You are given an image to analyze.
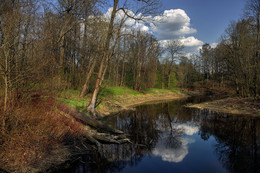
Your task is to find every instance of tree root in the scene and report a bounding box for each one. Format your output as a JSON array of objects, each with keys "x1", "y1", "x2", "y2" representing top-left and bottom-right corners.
[{"x1": 56, "y1": 103, "x2": 130, "y2": 146}]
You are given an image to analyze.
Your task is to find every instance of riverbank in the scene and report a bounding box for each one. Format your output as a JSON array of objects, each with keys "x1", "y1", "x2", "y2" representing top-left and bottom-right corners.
[
  {"x1": 0, "y1": 87, "x2": 189, "y2": 173},
  {"x1": 187, "y1": 97, "x2": 260, "y2": 116},
  {"x1": 0, "y1": 97, "x2": 86, "y2": 173},
  {"x1": 58, "y1": 87, "x2": 189, "y2": 116}
]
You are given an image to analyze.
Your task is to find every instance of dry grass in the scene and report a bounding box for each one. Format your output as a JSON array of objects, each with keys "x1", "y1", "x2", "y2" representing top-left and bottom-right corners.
[
  {"x1": 187, "y1": 97, "x2": 260, "y2": 116},
  {"x1": 0, "y1": 96, "x2": 86, "y2": 173}
]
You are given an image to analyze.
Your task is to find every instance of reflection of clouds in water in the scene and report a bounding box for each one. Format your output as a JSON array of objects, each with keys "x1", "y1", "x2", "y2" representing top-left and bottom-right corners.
[
  {"x1": 153, "y1": 138, "x2": 189, "y2": 162},
  {"x1": 152, "y1": 123, "x2": 198, "y2": 163},
  {"x1": 173, "y1": 124, "x2": 199, "y2": 135}
]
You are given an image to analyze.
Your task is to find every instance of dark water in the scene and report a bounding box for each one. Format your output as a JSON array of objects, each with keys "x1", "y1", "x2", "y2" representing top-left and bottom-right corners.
[{"x1": 57, "y1": 96, "x2": 260, "y2": 173}]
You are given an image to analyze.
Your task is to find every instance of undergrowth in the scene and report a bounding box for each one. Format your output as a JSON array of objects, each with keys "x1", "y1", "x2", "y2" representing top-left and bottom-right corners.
[{"x1": 0, "y1": 96, "x2": 85, "y2": 173}]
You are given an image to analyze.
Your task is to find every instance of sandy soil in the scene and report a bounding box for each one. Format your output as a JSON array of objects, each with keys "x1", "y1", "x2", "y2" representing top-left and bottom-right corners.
[{"x1": 187, "y1": 97, "x2": 260, "y2": 116}]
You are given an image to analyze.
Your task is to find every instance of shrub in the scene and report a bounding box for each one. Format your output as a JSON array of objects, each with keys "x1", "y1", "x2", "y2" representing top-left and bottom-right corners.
[{"x1": 0, "y1": 96, "x2": 84, "y2": 172}]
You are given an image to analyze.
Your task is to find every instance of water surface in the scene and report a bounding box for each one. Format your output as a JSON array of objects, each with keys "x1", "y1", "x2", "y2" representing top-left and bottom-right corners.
[{"x1": 57, "y1": 96, "x2": 260, "y2": 173}]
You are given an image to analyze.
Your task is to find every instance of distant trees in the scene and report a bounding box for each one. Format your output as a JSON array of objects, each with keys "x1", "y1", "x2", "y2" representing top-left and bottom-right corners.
[
  {"x1": 220, "y1": 17, "x2": 260, "y2": 97},
  {"x1": 106, "y1": 31, "x2": 161, "y2": 90},
  {"x1": 196, "y1": 0, "x2": 260, "y2": 97},
  {"x1": 199, "y1": 44, "x2": 213, "y2": 82},
  {"x1": 153, "y1": 40, "x2": 182, "y2": 89},
  {"x1": 176, "y1": 56, "x2": 202, "y2": 88},
  {"x1": 127, "y1": 31, "x2": 160, "y2": 90}
]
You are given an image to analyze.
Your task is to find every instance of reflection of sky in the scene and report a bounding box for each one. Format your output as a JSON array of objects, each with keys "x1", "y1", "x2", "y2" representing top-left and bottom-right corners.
[
  {"x1": 152, "y1": 123, "x2": 198, "y2": 163},
  {"x1": 173, "y1": 123, "x2": 199, "y2": 135}
]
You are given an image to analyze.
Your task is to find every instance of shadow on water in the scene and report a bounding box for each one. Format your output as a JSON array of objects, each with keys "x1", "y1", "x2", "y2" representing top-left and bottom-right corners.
[{"x1": 54, "y1": 96, "x2": 260, "y2": 173}]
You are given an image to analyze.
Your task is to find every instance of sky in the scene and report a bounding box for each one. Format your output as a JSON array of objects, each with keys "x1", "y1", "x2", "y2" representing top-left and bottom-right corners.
[
  {"x1": 105, "y1": 0, "x2": 247, "y2": 55},
  {"x1": 160, "y1": 0, "x2": 247, "y2": 45}
]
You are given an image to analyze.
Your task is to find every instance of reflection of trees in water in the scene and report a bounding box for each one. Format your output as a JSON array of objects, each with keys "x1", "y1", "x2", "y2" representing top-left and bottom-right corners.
[
  {"x1": 59, "y1": 146, "x2": 135, "y2": 173},
  {"x1": 149, "y1": 100, "x2": 260, "y2": 173},
  {"x1": 60, "y1": 106, "x2": 162, "y2": 173},
  {"x1": 138, "y1": 102, "x2": 191, "y2": 163},
  {"x1": 164, "y1": 128, "x2": 183, "y2": 149},
  {"x1": 56, "y1": 97, "x2": 260, "y2": 173},
  {"x1": 62, "y1": 102, "x2": 187, "y2": 173},
  {"x1": 120, "y1": 107, "x2": 161, "y2": 151},
  {"x1": 199, "y1": 111, "x2": 260, "y2": 173}
]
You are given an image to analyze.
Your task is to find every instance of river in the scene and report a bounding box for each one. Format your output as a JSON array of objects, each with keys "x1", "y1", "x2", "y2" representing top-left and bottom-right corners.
[{"x1": 55, "y1": 96, "x2": 260, "y2": 173}]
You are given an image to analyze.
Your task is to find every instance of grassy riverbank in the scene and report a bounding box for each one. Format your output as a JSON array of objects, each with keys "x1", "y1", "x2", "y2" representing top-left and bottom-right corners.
[
  {"x1": 0, "y1": 87, "x2": 188, "y2": 172},
  {"x1": 187, "y1": 97, "x2": 260, "y2": 116},
  {"x1": 57, "y1": 87, "x2": 189, "y2": 116}
]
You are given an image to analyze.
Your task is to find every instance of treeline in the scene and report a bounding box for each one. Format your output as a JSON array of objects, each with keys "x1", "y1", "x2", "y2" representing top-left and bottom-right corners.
[
  {"x1": 1, "y1": 0, "x2": 259, "y2": 114},
  {"x1": 0, "y1": 0, "x2": 165, "y2": 113},
  {"x1": 197, "y1": 0, "x2": 260, "y2": 98},
  {"x1": 0, "y1": 0, "x2": 201, "y2": 114}
]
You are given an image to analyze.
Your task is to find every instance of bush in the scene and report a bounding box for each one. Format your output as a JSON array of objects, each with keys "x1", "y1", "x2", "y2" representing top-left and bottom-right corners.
[{"x1": 0, "y1": 96, "x2": 84, "y2": 173}]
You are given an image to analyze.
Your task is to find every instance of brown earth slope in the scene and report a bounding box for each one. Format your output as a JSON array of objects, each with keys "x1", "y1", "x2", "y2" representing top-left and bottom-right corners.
[{"x1": 187, "y1": 97, "x2": 260, "y2": 116}]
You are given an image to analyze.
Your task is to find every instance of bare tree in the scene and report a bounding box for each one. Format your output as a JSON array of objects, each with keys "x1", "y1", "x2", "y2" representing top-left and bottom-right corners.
[
  {"x1": 162, "y1": 40, "x2": 184, "y2": 89},
  {"x1": 0, "y1": 0, "x2": 39, "y2": 111},
  {"x1": 87, "y1": 0, "x2": 161, "y2": 117},
  {"x1": 244, "y1": 0, "x2": 260, "y2": 97}
]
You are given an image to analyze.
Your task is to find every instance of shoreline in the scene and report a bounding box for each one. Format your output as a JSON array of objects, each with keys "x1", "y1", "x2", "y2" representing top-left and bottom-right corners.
[
  {"x1": 186, "y1": 97, "x2": 260, "y2": 116},
  {"x1": 96, "y1": 92, "x2": 189, "y2": 116}
]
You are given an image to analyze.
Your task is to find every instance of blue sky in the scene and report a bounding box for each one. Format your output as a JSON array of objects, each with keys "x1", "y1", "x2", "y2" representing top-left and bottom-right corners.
[
  {"x1": 104, "y1": 0, "x2": 247, "y2": 55},
  {"x1": 160, "y1": 0, "x2": 247, "y2": 45}
]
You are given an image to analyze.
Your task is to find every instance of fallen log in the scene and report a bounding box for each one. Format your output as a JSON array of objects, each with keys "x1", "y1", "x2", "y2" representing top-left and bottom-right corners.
[
  {"x1": 56, "y1": 103, "x2": 129, "y2": 146},
  {"x1": 57, "y1": 103, "x2": 124, "y2": 134}
]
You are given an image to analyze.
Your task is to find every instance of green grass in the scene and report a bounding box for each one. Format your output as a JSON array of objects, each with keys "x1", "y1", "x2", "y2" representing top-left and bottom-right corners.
[
  {"x1": 99, "y1": 86, "x2": 141, "y2": 99},
  {"x1": 57, "y1": 89, "x2": 88, "y2": 113},
  {"x1": 57, "y1": 97, "x2": 87, "y2": 113},
  {"x1": 171, "y1": 89, "x2": 181, "y2": 93},
  {"x1": 56, "y1": 87, "x2": 182, "y2": 113},
  {"x1": 145, "y1": 88, "x2": 180, "y2": 94}
]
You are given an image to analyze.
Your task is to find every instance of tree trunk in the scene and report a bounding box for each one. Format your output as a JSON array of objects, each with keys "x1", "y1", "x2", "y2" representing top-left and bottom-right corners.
[
  {"x1": 59, "y1": 35, "x2": 65, "y2": 85},
  {"x1": 80, "y1": 59, "x2": 96, "y2": 98},
  {"x1": 4, "y1": 75, "x2": 8, "y2": 112},
  {"x1": 120, "y1": 38, "x2": 126, "y2": 86},
  {"x1": 3, "y1": 47, "x2": 10, "y2": 112},
  {"x1": 87, "y1": 59, "x2": 108, "y2": 117},
  {"x1": 57, "y1": 103, "x2": 130, "y2": 146},
  {"x1": 120, "y1": 60, "x2": 125, "y2": 86},
  {"x1": 235, "y1": 78, "x2": 239, "y2": 95},
  {"x1": 87, "y1": 0, "x2": 119, "y2": 117}
]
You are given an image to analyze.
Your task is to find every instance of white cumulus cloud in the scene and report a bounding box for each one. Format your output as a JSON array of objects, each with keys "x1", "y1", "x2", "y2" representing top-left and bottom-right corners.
[
  {"x1": 104, "y1": 7, "x2": 136, "y2": 26},
  {"x1": 179, "y1": 36, "x2": 204, "y2": 47},
  {"x1": 159, "y1": 36, "x2": 204, "y2": 55},
  {"x1": 103, "y1": 7, "x2": 205, "y2": 54},
  {"x1": 150, "y1": 9, "x2": 197, "y2": 40},
  {"x1": 103, "y1": 7, "x2": 150, "y2": 34},
  {"x1": 211, "y1": 42, "x2": 218, "y2": 48},
  {"x1": 147, "y1": 9, "x2": 203, "y2": 54}
]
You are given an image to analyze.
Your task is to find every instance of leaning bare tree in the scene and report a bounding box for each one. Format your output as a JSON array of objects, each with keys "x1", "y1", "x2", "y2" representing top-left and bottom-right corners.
[{"x1": 87, "y1": 0, "x2": 161, "y2": 117}]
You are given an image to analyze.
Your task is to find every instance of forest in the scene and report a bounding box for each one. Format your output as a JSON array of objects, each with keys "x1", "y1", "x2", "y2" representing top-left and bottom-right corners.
[
  {"x1": 1, "y1": 0, "x2": 259, "y2": 113},
  {"x1": 0, "y1": 0, "x2": 260, "y2": 172}
]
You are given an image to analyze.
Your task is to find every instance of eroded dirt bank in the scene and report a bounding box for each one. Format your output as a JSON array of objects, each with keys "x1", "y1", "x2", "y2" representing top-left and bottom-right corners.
[
  {"x1": 96, "y1": 92, "x2": 189, "y2": 116},
  {"x1": 187, "y1": 97, "x2": 260, "y2": 116}
]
